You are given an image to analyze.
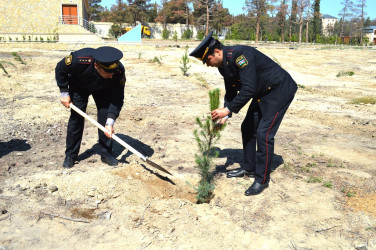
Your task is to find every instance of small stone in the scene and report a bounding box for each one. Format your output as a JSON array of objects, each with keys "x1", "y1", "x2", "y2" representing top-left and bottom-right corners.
[
  {"x1": 49, "y1": 185, "x2": 58, "y2": 192},
  {"x1": 105, "y1": 211, "x2": 112, "y2": 220}
]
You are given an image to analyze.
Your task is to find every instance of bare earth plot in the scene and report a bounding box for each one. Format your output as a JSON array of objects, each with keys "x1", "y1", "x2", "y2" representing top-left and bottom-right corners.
[{"x1": 0, "y1": 43, "x2": 375, "y2": 249}]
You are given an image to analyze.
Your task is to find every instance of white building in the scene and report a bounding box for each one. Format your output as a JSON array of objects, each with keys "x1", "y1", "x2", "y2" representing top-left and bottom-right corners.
[
  {"x1": 321, "y1": 14, "x2": 338, "y2": 36},
  {"x1": 363, "y1": 26, "x2": 376, "y2": 45}
]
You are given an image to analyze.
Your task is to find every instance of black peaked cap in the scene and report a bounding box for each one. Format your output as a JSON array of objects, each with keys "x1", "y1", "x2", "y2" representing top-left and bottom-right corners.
[
  {"x1": 93, "y1": 46, "x2": 123, "y2": 73},
  {"x1": 189, "y1": 31, "x2": 217, "y2": 64}
]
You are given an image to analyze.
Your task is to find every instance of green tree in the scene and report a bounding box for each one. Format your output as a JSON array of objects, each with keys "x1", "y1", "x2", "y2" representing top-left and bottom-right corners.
[
  {"x1": 194, "y1": 88, "x2": 226, "y2": 203},
  {"x1": 156, "y1": 0, "x2": 192, "y2": 24},
  {"x1": 88, "y1": 0, "x2": 103, "y2": 21},
  {"x1": 289, "y1": 0, "x2": 298, "y2": 42},
  {"x1": 312, "y1": 0, "x2": 322, "y2": 41},
  {"x1": 107, "y1": 0, "x2": 130, "y2": 24},
  {"x1": 127, "y1": 0, "x2": 153, "y2": 24},
  {"x1": 180, "y1": 46, "x2": 191, "y2": 76},
  {"x1": 193, "y1": 0, "x2": 216, "y2": 36},
  {"x1": 181, "y1": 28, "x2": 193, "y2": 39},
  {"x1": 109, "y1": 23, "x2": 122, "y2": 38},
  {"x1": 355, "y1": 0, "x2": 367, "y2": 44},
  {"x1": 276, "y1": 0, "x2": 288, "y2": 43},
  {"x1": 211, "y1": 0, "x2": 233, "y2": 35},
  {"x1": 244, "y1": 0, "x2": 269, "y2": 44},
  {"x1": 339, "y1": 0, "x2": 354, "y2": 38}
]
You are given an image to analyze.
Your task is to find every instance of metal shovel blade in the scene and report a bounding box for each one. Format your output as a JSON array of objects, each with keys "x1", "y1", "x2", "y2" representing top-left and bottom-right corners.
[{"x1": 146, "y1": 158, "x2": 173, "y2": 176}]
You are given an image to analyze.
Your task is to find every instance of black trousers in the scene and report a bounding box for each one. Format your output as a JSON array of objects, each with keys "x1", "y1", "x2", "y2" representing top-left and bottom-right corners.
[
  {"x1": 65, "y1": 86, "x2": 113, "y2": 158},
  {"x1": 241, "y1": 98, "x2": 293, "y2": 184}
]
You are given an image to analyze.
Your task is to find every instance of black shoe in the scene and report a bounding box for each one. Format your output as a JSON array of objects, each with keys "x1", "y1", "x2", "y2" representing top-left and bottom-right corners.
[
  {"x1": 63, "y1": 156, "x2": 76, "y2": 169},
  {"x1": 226, "y1": 168, "x2": 254, "y2": 178},
  {"x1": 245, "y1": 181, "x2": 269, "y2": 196},
  {"x1": 101, "y1": 153, "x2": 118, "y2": 166}
]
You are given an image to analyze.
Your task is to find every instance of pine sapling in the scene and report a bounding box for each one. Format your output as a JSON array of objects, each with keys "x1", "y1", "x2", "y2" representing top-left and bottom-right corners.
[
  {"x1": 194, "y1": 88, "x2": 226, "y2": 203},
  {"x1": 180, "y1": 46, "x2": 191, "y2": 76}
]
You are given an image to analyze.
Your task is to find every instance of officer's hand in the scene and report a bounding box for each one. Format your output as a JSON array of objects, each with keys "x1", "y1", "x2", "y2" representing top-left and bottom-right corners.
[
  {"x1": 219, "y1": 116, "x2": 228, "y2": 125},
  {"x1": 60, "y1": 96, "x2": 71, "y2": 108},
  {"x1": 214, "y1": 117, "x2": 228, "y2": 132},
  {"x1": 105, "y1": 125, "x2": 114, "y2": 139},
  {"x1": 211, "y1": 108, "x2": 230, "y2": 121}
]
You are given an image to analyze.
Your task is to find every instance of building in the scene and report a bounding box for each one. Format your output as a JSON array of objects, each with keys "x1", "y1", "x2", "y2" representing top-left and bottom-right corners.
[
  {"x1": 363, "y1": 26, "x2": 376, "y2": 45},
  {"x1": 321, "y1": 14, "x2": 338, "y2": 36},
  {"x1": 0, "y1": 0, "x2": 101, "y2": 42}
]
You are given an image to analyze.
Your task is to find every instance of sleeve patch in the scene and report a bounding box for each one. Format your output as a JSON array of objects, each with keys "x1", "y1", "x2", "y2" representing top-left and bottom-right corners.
[
  {"x1": 65, "y1": 55, "x2": 72, "y2": 65},
  {"x1": 236, "y1": 55, "x2": 248, "y2": 68}
]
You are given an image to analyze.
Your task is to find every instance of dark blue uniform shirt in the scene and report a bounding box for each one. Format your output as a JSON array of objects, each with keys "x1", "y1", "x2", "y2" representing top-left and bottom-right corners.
[
  {"x1": 219, "y1": 46, "x2": 297, "y2": 119},
  {"x1": 55, "y1": 48, "x2": 126, "y2": 120}
]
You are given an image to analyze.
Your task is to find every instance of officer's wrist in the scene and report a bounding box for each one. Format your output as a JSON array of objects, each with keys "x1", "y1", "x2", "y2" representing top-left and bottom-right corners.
[
  {"x1": 60, "y1": 92, "x2": 69, "y2": 98},
  {"x1": 225, "y1": 107, "x2": 232, "y2": 114},
  {"x1": 105, "y1": 118, "x2": 115, "y2": 127}
]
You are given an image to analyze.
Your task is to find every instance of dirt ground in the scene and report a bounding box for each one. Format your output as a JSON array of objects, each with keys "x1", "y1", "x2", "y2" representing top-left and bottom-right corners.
[{"x1": 0, "y1": 42, "x2": 375, "y2": 249}]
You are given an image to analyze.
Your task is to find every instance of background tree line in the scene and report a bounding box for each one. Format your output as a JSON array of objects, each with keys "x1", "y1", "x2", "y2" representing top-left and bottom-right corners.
[{"x1": 88, "y1": 0, "x2": 376, "y2": 44}]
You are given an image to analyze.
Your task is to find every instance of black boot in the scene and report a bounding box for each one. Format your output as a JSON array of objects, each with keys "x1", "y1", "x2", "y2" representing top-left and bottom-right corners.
[
  {"x1": 63, "y1": 156, "x2": 76, "y2": 169},
  {"x1": 226, "y1": 168, "x2": 254, "y2": 178},
  {"x1": 245, "y1": 181, "x2": 269, "y2": 196},
  {"x1": 101, "y1": 152, "x2": 118, "y2": 166}
]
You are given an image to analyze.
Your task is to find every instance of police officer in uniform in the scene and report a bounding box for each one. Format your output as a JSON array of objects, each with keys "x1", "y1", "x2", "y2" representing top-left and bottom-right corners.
[
  {"x1": 55, "y1": 46, "x2": 126, "y2": 168},
  {"x1": 190, "y1": 32, "x2": 297, "y2": 195}
]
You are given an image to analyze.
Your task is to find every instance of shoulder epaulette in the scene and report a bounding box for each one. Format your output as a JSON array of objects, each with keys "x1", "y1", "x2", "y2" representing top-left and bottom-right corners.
[{"x1": 77, "y1": 57, "x2": 93, "y2": 64}]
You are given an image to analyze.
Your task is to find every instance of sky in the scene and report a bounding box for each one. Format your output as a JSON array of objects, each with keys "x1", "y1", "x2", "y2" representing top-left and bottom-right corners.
[{"x1": 99, "y1": 0, "x2": 376, "y2": 20}]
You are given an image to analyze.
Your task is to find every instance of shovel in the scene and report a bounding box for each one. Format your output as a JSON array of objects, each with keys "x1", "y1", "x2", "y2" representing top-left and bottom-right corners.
[{"x1": 69, "y1": 103, "x2": 172, "y2": 176}]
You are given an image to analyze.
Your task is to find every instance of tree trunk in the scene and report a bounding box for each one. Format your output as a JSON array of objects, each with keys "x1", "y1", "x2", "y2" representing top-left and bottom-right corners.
[
  {"x1": 256, "y1": 9, "x2": 260, "y2": 45},
  {"x1": 186, "y1": 0, "x2": 189, "y2": 29},
  {"x1": 299, "y1": 19, "x2": 303, "y2": 44},
  {"x1": 206, "y1": 0, "x2": 209, "y2": 36}
]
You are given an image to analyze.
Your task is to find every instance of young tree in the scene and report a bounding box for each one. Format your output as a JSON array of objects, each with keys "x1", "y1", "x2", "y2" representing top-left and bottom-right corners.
[{"x1": 194, "y1": 88, "x2": 225, "y2": 203}]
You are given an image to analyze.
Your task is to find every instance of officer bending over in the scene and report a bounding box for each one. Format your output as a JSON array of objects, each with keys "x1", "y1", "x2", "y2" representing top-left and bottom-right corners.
[
  {"x1": 190, "y1": 32, "x2": 297, "y2": 195},
  {"x1": 55, "y1": 46, "x2": 126, "y2": 168}
]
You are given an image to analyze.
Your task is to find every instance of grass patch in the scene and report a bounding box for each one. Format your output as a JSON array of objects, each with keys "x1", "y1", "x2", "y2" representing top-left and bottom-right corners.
[
  {"x1": 193, "y1": 73, "x2": 208, "y2": 88},
  {"x1": 12, "y1": 52, "x2": 26, "y2": 64},
  {"x1": 336, "y1": 71, "x2": 354, "y2": 77},
  {"x1": 307, "y1": 176, "x2": 322, "y2": 183},
  {"x1": 326, "y1": 159, "x2": 337, "y2": 168},
  {"x1": 0, "y1": 60, "x2": 13, "y2": 77},
  {"x1": 297, "y1": 84, "x2": 306, "y2": 89},
  {"x1": 342, "y1": 188, "x2": 356, "y2": 197},
  {"x1": 283, "y1": 162, "x2": 293, "y2": 171},
  {"x1": 349, "y1": 97, "x2": 376, "y2": 105},
  {"x1": 150, "y1": 56, "x2": 162, "y2": 65},
  {"x1": 323, "y1": 181, "x2": 333, "y2": 188}
]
